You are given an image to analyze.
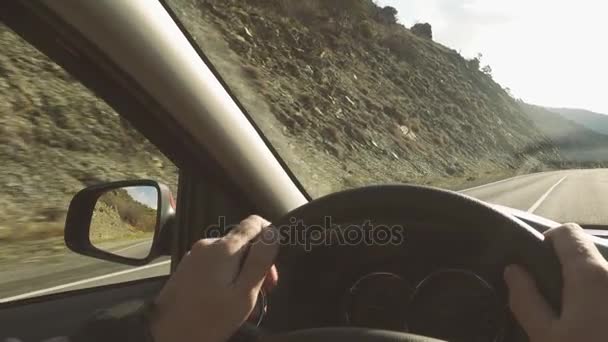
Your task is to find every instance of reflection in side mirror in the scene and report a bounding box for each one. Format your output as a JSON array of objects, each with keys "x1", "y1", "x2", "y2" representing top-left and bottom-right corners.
[
  {"x1": 64, "y1": 180, "x2": 175, "y2": 266},
  {"x1": 89, "y1": 186, "x2": 158, "y2": 259}
]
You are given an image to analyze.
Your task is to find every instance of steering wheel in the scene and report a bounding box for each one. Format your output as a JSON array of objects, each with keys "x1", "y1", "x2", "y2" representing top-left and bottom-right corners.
[{"x1": 254, "y1": 185, "x2": 563, "y2": 341}]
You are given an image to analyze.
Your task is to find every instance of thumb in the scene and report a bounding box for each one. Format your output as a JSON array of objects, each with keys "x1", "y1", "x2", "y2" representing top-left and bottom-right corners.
[
  {"x1": 504, "y1": 264, "x2": 555, "y2": 341},
  {"x1": 236, "y1": 227, "x2": 279, "y2": 295}
]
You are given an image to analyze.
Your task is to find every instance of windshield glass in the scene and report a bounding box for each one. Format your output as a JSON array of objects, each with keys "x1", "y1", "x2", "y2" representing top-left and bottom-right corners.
[{"x1": 165, "y1": 0, "x2": 608, "y2": 225}]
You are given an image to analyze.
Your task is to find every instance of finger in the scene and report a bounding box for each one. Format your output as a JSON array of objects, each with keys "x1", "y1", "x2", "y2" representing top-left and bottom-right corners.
[
  {"x1": 222, "y1": 215, "x2": 270, "y2": 253},
  {"x1": 199, "y1": 237, "x2": 221, "y2": 246},
  {"x1": 263, "y1": 265, "x2": 279, "y2": 292},
  {"x1": 545, "y1": 223, "x2": 605, "y2": 273},
  {"x1": 235, "y1": 226, "x2": 280, "y2": 294},
  {"x1": 189, "y1": 237, "x2": 221, "y2": 256},
  {"x1": 504, "y1": 264, "x2": 554, "y2": 340}
]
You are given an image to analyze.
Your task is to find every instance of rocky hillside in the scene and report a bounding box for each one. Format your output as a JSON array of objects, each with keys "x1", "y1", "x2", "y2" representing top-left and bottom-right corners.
[
  {"x1": 0, "y1": 23, "x2": 177, "y2": 246},
  {"x1": 168, "y1": 0, "x2": 563, "y2": 196},
  {"x1": 90, "y1": 188, "x2": 157, "y2": 244}
]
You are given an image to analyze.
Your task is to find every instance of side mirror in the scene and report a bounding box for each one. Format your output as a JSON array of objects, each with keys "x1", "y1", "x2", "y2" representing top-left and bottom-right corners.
[{"x1": 64, "y1": 180, "x2": 175, "y2": 266}]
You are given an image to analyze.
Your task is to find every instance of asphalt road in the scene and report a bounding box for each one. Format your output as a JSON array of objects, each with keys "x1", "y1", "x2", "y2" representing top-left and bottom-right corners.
[
  {"x1": 1, "y1": 168, "x2": 607, "y2": 302},
  {"x1": 462, "y1": 169, "x2": 608, "y2": 225},
  {"x1": 0, "y1": 238, "x2": 168, "y2": 302}
]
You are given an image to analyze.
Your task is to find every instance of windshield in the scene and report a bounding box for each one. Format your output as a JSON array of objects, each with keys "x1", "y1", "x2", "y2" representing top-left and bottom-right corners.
[{"x1": 165, "y1": 0, "x2": 608, "y2": 225}]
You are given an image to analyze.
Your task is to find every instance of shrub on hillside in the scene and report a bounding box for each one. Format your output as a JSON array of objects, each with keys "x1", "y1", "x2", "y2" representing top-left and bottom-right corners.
[
  {"x1": 266, "y1": 0, "x2": 379, "y2": 24},
  {"x1": 481, "y1": 65, "x2": 493, "y2": 77},
  {"x1": 376, "y1": 6, "x2": 398, "y2": 24},
  {"x1": 357, "y1": 20, "x2": 375, "y2": 39},
  {"x1": 467, "y1": 57, "x2": 480, "y2": 70},
  {"x1": 382, "y1": 31, "x2": 418, "y2": 62},
  {"x1": 325, "y1": 0, "x2": 375, "y2": 20},
  {"x1": 411, "y1": 23, "x2": 432, "y2": 40},
  {"x1": 277, "y1": 0, "x2": 322, "y2": 23}
]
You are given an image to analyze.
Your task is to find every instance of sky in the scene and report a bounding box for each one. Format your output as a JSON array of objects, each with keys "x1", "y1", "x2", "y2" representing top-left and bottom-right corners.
[
  {"x1": 376, "y1": 0, "x2": 608, "y2": 114},
  {"x1": 126, "y1": 186, "x2": 158, "y2": 209}
]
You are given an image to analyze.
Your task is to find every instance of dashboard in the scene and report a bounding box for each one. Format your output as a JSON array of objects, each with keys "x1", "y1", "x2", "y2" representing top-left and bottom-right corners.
[{"x1": 343, "y1": 270, "x2": 504, "y2": 341}]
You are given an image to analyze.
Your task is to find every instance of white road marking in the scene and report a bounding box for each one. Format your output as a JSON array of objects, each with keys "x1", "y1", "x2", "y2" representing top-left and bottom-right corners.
[
  {"x1": 527, "y1": 176, "x2": 568, "y2": 213},
  {"x1": 113, "y1": 239, "x2": 152, "y2": 254},
  {"x1": 0, "y1": 260, "x2": 170, "y2": 303}
]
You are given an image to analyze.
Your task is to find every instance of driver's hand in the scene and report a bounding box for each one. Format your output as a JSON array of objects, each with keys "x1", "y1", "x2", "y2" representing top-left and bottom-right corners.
[
  {"x1": 505, "y1": 223, "x2": 608, "y2": 342},
  {"x1": 150, "y1": 215, "x2": 279, "y2": 342}
]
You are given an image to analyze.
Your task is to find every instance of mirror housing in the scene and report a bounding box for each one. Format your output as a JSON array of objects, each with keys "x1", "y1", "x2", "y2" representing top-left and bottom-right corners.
[{"x1": 64, "y1": 180, "x2": 175, "y2": 266}]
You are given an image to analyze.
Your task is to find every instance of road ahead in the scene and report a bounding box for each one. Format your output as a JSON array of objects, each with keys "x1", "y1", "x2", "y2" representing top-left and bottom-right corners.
[
  {"x1": 1, "y1": 169, "x2": 607, "y2": 302},
  {"x1": 462, "y1": 169, "x2": 608, "y2": 225}
]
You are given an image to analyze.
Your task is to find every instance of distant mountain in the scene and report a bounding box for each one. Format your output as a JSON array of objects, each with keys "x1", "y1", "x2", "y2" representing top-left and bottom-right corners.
[
  {"x1": 545, "y1": 107, "x2": 608, "y2": 136},
  {"x1": 522, "y1": 104, "x2": 608, "y2": 163}
]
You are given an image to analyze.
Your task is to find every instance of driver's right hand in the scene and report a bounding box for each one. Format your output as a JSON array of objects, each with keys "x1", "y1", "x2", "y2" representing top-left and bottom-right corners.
[{"x1": 505, "y1": 223, "x2": 608, "y2": 342}]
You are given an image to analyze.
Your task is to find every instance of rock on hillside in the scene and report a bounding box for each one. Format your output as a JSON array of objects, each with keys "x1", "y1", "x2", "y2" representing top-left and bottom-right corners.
[{"x1": 168, "y1": 0, "x2": 562, "y2": 195}]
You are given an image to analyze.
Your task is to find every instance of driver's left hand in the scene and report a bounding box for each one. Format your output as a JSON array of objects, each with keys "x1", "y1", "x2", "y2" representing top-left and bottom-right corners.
[{"x1": 150, "y1": 215, "x2": 279, "y2": 342}]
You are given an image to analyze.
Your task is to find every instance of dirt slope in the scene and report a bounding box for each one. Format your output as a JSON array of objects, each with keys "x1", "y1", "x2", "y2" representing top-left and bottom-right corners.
[{"x1": 168, "y1": 0, "x2": 563, "y2": 196}]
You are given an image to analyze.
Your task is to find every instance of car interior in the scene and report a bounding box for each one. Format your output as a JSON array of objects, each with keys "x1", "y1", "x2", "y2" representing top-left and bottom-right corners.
[{"x1": 1, "y1": 1, "x2": 608, "y2": 342}]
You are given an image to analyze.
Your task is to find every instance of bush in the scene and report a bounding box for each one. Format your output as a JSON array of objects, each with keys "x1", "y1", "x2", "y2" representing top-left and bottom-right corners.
[
  {"x1": 382, "y1": 31, "x2": 418, "y2": 62},
  {"x1": 481, "y1": 65, "x2": 493, "y2": 76},
  {"x1": 411, "y1": 23, "x2": 432, "y2": 40},
  {"x1": 326, "y1": 0, "x2": 375, "y2": 20},
  {"x1": 467, "y1": 57, "x2": 480, "y2": 70},
  {"x1": 276, "y1": 0, "x2": 322, "y2": 23},
  {"x1": 322, "y1": 126, "x2": 340, "y2": 142},
  {"x1": 376, "y1": 6, "x2": 398, "y2": 24},
  {"x1": 271, "y1": 0, "x2": 378, "y2": 24},
  {"x1": 358, "y1": 20, "x2": 375, "y2": 39}
]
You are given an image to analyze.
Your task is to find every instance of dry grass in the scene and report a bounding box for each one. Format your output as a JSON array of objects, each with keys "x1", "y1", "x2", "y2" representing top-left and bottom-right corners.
[{"x1": 0, "y1": 221, "x2": 64, "y2": 243}]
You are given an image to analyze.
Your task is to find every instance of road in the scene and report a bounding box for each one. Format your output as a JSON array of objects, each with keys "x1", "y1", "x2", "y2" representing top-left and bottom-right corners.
[
  {"x1": 462, "y1": 169, "x2": 608, "y2": 225},
  {"x1": 2, "y1": 168, "x2": 608, "y2": 302},
  {"x1": 0, "y1": 238, "x2": 168, "y2": 302}
]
